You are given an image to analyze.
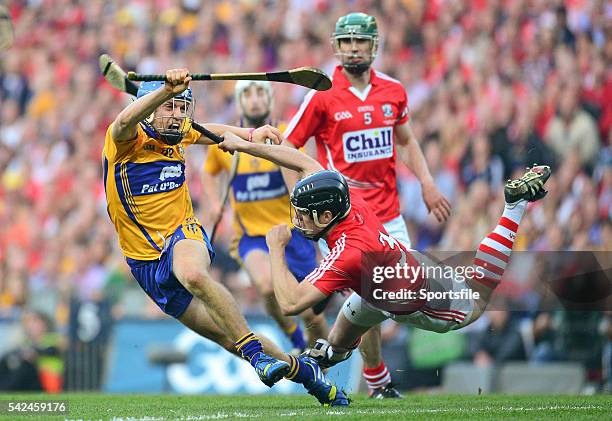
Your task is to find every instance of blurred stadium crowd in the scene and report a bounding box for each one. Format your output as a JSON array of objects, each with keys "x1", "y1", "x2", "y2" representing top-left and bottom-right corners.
[{"x1": 0, "y1": 0, "x2": 610, "y2": 392}]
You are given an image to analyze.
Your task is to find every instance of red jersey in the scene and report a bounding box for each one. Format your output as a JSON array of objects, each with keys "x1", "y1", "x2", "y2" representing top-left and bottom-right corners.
[
  {"x1": 304, "y1": 192, "x2": 426, "y2": 314},
  {"x1": 285, "y1": 66, "x2": 410, "y2": 223}
]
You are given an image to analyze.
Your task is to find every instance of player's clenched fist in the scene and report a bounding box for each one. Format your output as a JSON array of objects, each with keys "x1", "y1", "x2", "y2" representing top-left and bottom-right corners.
[
  {"x1": 164, "y1": 68, "x2": 192, "y2": 95},
  {"x1": 266, "y1": 224, "x2": 292, "y2": 249},
  {"x1": 251, "y1": 124, "x2": 282, "y2": 145},
  {"x1": 219, "y1": 131, "x2": 245, "y2": 154}
]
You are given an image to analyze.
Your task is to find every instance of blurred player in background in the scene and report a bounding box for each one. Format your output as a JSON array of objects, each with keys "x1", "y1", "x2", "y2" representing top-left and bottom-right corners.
[
  {"x1": 203, "y1": 81, "x2": 327, "y2": 353},
  {"x1": 283, "y1": 12, "x2": 451, "y2": 398},
  {"x1": 102, "y1": 68, "x2": 348, "y2": 406}
]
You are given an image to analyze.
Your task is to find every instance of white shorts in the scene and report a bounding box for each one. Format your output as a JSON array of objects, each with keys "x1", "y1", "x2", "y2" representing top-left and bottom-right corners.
[
  {"x1": 319, "y1": 214, "x2": 412, "y2": 257},
  {"x1": 342, "y1": 251, "x2": 476, "y2": 333},
  {"x1": 382, "y1": 214, "x2": 412, "y2": 249}
]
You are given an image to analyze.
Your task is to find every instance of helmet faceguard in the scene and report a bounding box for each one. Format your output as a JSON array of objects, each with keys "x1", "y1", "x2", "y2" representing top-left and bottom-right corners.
[
  {"x1": 331, "y1": 13, "x2": 379, "y2": 76},
  {"x1": 137, "y1": 81, "x2": 195, "y2": 145},
  {"x1": 290, "y1": 170, "x2": 351, "y2": 241}
]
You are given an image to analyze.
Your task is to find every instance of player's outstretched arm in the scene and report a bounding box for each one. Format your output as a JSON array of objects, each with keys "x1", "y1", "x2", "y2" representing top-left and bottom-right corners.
[
  {"x1": 395, "y1": 121, "x2": 452, "y2": 222},
  {"x1": 266, "y1": 224, "x2": 328, "y2": 315},
  {"x1": 195, "y1": 124, "x2": 283, "y2": 145},
  {"x1": 278, "y1": 139, "x2": 302, "y2": 195},
  {"x1": 112, "y1": 69, "x2": 191, "y2": 142},
  {"x1": 218, "y1": 132, "x2": 323, "y2": 178}
]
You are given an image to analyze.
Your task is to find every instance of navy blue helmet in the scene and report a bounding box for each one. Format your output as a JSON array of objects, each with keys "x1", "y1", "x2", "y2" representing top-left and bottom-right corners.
[{"x1": 290, "y1": 170, "x2": 351, "y2": 240}]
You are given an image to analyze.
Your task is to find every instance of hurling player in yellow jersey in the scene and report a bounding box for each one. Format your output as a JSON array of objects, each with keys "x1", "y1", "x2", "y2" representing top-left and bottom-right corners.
[
  {"x1": 103, "y1": 68, "x2": 348, "y2": 406},
  {"x1": 203, "y1": 81, "x2": 327, "y2": 353}
]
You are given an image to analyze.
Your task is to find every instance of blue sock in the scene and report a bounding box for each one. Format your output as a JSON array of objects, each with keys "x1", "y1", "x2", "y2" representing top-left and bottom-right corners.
[
  {"x1": 285, "y1": 355, "x2": 315, "y2": 385},
  {"x1": 235, "y1": 332, "x2": 263, "y2": 367},
  {"x1": 285, "y1": 322, "x2": 307, "y2": 351}
]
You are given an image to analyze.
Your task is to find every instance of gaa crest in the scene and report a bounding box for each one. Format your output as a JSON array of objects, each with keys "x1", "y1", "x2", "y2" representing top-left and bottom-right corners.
[{"x1": 382, "y1": 103, "x2": 393, "y2": 117}]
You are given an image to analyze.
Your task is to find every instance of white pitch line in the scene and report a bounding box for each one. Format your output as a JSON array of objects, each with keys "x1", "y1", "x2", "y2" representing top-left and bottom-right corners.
[
  {"x1": 404, "y1": 405, "x2": 604, "y2": 414},
  {"x1": 69, "y1": 405, "x2": 606, "y2": 421}
]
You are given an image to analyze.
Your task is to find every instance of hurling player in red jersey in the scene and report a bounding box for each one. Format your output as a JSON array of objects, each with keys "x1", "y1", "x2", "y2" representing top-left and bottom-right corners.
[
  {"x1": 216, "y1": 131, "x2": 551, "y2": 389},
  {"x1": 282, "y1": 12, "x2": 450, "y2": 397}
]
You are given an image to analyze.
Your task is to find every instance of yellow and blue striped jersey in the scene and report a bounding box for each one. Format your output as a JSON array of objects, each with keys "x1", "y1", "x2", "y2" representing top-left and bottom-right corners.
[
  {"x1": 204, "y1": 146, "x2": 292, "y2": 238},
  {"x1": 103, "y1": 123, "x2": 200, "y2": 260}
]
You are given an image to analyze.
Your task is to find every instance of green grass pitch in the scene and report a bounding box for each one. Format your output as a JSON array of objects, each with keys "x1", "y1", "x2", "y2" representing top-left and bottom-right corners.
[{"x1": 1, "y1": 394, "x2": 611, "y2": 420}]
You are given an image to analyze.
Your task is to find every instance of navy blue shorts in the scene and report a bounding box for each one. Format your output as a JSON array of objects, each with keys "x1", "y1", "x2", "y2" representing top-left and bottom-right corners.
[
  {"x1": 237, "y1": 229, "x2": 317, "y2": 282},
  {"x1": 126, "y1": 221, "x2": 215, "y2": 318}
]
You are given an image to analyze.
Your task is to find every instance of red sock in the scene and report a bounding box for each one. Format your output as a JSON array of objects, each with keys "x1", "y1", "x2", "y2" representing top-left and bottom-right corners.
[
  {"x1": 363, "y1": 361, "x2": 391, "y2": 392},
  {"x1": 473, "y1": 200, "x2": 527, "y2": 288}
]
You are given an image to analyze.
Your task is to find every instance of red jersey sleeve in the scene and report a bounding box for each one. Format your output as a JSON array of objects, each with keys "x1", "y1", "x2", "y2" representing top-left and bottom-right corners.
[
  {"x1": 303, "y1": 233, "x2": 354, "y2": 295},
  {"x1": 284, "y1": 91, "x2": 326, "y2": 148},
  {"x1": 396, "y1": 87, "x2": 410, "y2": 125}
]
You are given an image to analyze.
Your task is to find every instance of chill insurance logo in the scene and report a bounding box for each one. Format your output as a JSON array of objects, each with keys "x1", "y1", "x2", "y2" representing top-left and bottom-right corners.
[{"x1": 342, "y1": 127, "x2": 393, "y2": 163}]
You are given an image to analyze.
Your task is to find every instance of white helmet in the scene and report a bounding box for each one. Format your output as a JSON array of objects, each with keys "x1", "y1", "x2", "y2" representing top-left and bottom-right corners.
[{"x1": 234, "y1": 80, "x2": 273, "y2": 107}]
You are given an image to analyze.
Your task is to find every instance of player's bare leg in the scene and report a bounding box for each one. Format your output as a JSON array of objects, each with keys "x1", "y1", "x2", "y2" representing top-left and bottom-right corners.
[
  {"x1": 178, "y1": 298, "x2": 238, "y2": 354},
  {"x1": 173, "y1": 239, "x2": 251, "y2": 341},
  {"x1": 300, "y1": 308, "x2": 328, "y2": 346},
  {"x1": 329, "y1": 310, "x2": 372, "y2": 348},
  {"x1": 178, "y1": 298, "x2": 287, "y2": 359},
  {"x1": 243, "y1": 250, "x2": 307, "y2": 351},
  {"x1": 178, "y1": 293, "x2": 315, "y2": 364},
  {"x1": 358, "y1": 325, "x2": 382, "y2": 368}
]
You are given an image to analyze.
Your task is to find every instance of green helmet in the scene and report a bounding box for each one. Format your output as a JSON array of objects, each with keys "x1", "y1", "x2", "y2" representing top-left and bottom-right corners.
[{"x1": 331, "y1": 13, "x2": 379, "y2": 75}]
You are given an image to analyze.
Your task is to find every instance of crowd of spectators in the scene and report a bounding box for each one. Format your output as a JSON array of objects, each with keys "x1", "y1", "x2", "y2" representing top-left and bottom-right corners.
[{"x1": 0, "y1": 0, "x2": 610, "y2": 390}]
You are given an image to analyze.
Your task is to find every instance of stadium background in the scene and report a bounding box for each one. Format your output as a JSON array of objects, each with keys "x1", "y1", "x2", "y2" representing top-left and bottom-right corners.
[{"x1": 0, "y1": 0, "x2": 610, "y2": 395}]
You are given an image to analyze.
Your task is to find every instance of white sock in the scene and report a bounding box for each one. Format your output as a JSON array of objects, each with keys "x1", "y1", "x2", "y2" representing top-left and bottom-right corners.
[{"x1": 502, "y1": 199, "x2": 527, "y2": 225}]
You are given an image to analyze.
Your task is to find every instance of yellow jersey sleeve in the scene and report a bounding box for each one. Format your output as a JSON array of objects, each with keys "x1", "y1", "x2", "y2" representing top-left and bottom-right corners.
[
  {"x1": 204, "y1": 145, "x2": 231, "y2": 175},
  {"x1": 104, "y1": 123, "x2": 144, "y2": 162}
]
